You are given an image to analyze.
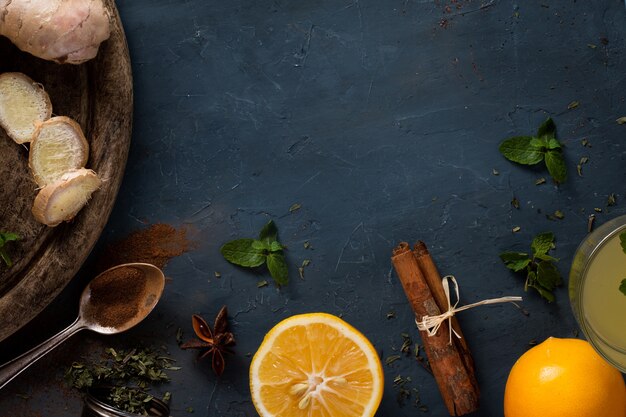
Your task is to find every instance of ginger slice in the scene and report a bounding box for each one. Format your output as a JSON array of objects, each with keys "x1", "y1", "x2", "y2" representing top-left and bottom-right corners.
[
  {"x1": 0, "y1": 72, "x2": 52, "y2": 144},
  {"x1": 32, "y1": 168, "x2": 102, "y2": 227},
  {"x1": 29, "y1": 116, "x2": 89, "y2": 187}
]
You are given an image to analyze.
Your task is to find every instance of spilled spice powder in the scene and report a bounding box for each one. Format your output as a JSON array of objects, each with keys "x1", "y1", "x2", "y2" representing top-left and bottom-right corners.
[
  {"x1": 85, "y1": 266, "x2": 147, "y2": 328},
  {"x1": 97, "y1": 224, "x2": 191, "y2": 272}
]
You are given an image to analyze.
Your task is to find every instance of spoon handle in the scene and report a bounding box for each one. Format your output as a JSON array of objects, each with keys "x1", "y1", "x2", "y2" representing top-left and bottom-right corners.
[{"x1": 0, "y1": 317, "x2": 85, "y2": 390}]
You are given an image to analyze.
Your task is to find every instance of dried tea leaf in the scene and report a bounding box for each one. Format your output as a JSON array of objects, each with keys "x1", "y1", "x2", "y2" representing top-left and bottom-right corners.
[
  {"x1": 289, "y1": 203, "x2": 302, "y2": 213},
  {"x1": 588, "y1": 214, "x2": 596, "y2": 233},
  {"x1": 607, "y1": 193, "x2": 617, "y2": 206},
  {"x1": 385, "y1": 355, "x2": 401, "y2": 365}
]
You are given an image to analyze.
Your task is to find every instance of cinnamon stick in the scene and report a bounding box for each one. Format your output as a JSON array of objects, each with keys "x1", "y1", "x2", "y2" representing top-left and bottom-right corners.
[
  {"x1": 392, "y1": 242, "x2": 479, "y2": 416},
  {"x1": 413, "y1": 241, "x2": 479, "y2": 394}
]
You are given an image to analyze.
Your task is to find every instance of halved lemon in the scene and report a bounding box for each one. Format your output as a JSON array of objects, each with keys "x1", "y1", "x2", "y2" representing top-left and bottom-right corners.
[{"x1": 250, "y1": 313, "x2": 384, "y2": 417}]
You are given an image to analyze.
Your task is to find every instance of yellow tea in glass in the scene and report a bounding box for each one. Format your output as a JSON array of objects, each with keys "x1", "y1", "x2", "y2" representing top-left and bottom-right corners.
[{"x1": 570, "y1": 215, "x2": 626, "y2": 372}]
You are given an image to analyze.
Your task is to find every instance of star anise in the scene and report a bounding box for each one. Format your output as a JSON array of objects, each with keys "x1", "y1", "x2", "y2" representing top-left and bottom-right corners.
[{"x1": 180, "y1": 305, "x2": 235, "y2": 376}]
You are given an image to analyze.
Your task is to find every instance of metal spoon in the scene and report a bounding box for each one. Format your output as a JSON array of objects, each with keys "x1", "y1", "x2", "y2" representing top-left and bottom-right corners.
[{"x1": 0, "y1": 262, "x2": 165, "y2": 390}]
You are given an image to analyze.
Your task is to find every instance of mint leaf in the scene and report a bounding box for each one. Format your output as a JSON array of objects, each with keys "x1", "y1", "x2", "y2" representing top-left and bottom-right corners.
[
  {"x1": 547, "y1": 138, "x2": 561, "y2": 150},
  {"x1": 529, "y1": 283, "x2": 556, "y2": 303},
  {"x1": 500, "y1": 119, "x2": 567, "y2": 183},
  {"x1": 251, "y1": 240, "x2": 270, "y2": 251},
  {"x1": 0, "y1": 232, "x2": 19, "y2": 245},
  {"x1": 544, "y1": 150, "x2": 567, "y2": 183},
  {"x1": 220, "y1": 239, "x2": 266, "y2": 267},
  {"x1": 499, "y1": 136, "x2": 545, "y2": 165},
  {"x1": 221, "y1": 222, "x2": 290, "y2": 286},
  {"x1": 0, "y1": 232, "x2": 19, "y2": 267},
  {"x1": 536, "y1": 260, "x2": 562, "y2": 291},
  {"x1": 537, "y1": 118, "x2": 556, "y2": 139},
  {"x1": 531, "y1": 232, "x2": 555, "y2": 256},
  {"x1": 530, "y1": 137, "x2": 548, "y2": 149},
  {"x1": 534, "y1": 253, "x2": 558, "y2": 262},
  {"x1": 269, "y1": 241, "x2": 283, "y2": 252},
  {"x1": 620, "y1": 279, "x2": 626, "y2": 296},
  {"x1": 499, "y1": 252, "x2": 531, "y2": 272},
  {"x1": 266, "y1": 253, "x2": 288, "y2": 286},
  {"x1": 259, "y1": 220, "x2": 278, "y2": 244},
  {"x1": 620, "y1": 232, "x2": 626, "y2": 254}
]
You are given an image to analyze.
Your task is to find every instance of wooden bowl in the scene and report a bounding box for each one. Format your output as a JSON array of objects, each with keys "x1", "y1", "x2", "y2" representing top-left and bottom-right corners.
[{"x1": 0, "y1": 0, "x2": 133, "y2": 341}]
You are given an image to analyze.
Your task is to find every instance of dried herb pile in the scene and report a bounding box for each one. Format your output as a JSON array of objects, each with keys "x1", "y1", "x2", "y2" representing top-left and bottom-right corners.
[{"x1": 65, "y1": 347, "x2": 178, "y2": 415}]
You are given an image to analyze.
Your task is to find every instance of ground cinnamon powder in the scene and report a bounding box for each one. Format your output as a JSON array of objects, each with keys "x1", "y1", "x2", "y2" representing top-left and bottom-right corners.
[
  {"x1": 85, "y1": 266, "x2": 147, "y2": 328},
  {"x1": 97, "y1": 223, "x2": 190, "y2": 272}
]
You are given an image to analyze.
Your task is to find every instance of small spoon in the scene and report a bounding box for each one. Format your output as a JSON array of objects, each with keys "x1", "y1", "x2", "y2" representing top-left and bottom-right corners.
[{"x1": 0, "y1": 262, "x2": 165, "y2": 390}]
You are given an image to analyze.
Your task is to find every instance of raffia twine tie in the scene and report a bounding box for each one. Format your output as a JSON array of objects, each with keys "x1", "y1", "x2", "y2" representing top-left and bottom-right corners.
[{"x1": 415, "y1": 275, "x2": 523, "y2": 344}]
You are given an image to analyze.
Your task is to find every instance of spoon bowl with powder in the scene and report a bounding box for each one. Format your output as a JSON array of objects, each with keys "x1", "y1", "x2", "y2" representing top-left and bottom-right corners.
[{"x1": 0, "y1": 263, "x2": 165, "y2": 390}]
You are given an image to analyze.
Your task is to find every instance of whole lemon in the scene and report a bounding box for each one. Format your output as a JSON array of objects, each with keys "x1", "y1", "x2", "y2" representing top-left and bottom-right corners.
[{"x1": 504, "y1": 337, "x2": 626, "y2": 417}]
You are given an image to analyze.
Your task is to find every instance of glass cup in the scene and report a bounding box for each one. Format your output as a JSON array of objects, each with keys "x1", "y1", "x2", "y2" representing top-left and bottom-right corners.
[{"x1": 569, "y1": 214, "x2": 626, "y2": 372}]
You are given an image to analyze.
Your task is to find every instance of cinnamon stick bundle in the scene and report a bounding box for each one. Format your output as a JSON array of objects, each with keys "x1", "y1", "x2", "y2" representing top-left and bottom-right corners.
[
  {"x1": 392, "y1": 242, "x2": 479, "y2": 416},
  {"x1": 413, "y1": 241, "x2": 479, "y2": 394}
]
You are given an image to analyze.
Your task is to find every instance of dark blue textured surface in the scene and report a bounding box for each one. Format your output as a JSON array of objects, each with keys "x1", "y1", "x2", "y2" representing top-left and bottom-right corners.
[{"x1": 1, "y1": 1, "x2": 626, "y2": 416}]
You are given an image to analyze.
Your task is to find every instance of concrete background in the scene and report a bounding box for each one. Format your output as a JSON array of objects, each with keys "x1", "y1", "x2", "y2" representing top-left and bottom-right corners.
[{"x1": 1, "y1": 0, "x2": 626, "y2": 416}]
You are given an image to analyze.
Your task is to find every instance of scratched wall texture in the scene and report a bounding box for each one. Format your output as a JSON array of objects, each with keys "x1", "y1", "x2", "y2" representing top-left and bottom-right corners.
[{"x1": 1, "y1": 0, "x2": 626, "y2": 416}]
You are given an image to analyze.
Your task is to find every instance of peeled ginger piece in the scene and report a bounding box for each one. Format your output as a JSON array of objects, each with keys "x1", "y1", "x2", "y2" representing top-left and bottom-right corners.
[
  {"x1": 29, "y1": 116, "x2": 89, "y2": 187},
  {"x1": 32, "y1": 168, "x2": 101, "y2": 227},
  {"x1": 0, "y1": 72, "x2": 52, "y2": 144}
]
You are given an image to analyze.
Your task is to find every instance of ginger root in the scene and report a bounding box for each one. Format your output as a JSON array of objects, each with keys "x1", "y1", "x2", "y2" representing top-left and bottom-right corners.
[{"x1": 0, "y1": 0, "x2": 111, "y2": 64}]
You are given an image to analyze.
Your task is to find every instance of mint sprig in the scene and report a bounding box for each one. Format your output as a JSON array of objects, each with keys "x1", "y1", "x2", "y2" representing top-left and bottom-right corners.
[
  {"x1": 0, "y1": 232, "x2": 19, "y2": 267},
  {"x1": 500, "y1": 232, "x2": 562, "y2": 302},
  {"x1": 619, "y1": 279, "x2": 626, "y2": 297},
  {"x1": 220, "y1": 221, "x2": 288, "y2": 286},
  {"x1": 499, "y1": 118, "x2": 567, "y2": 184}
]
